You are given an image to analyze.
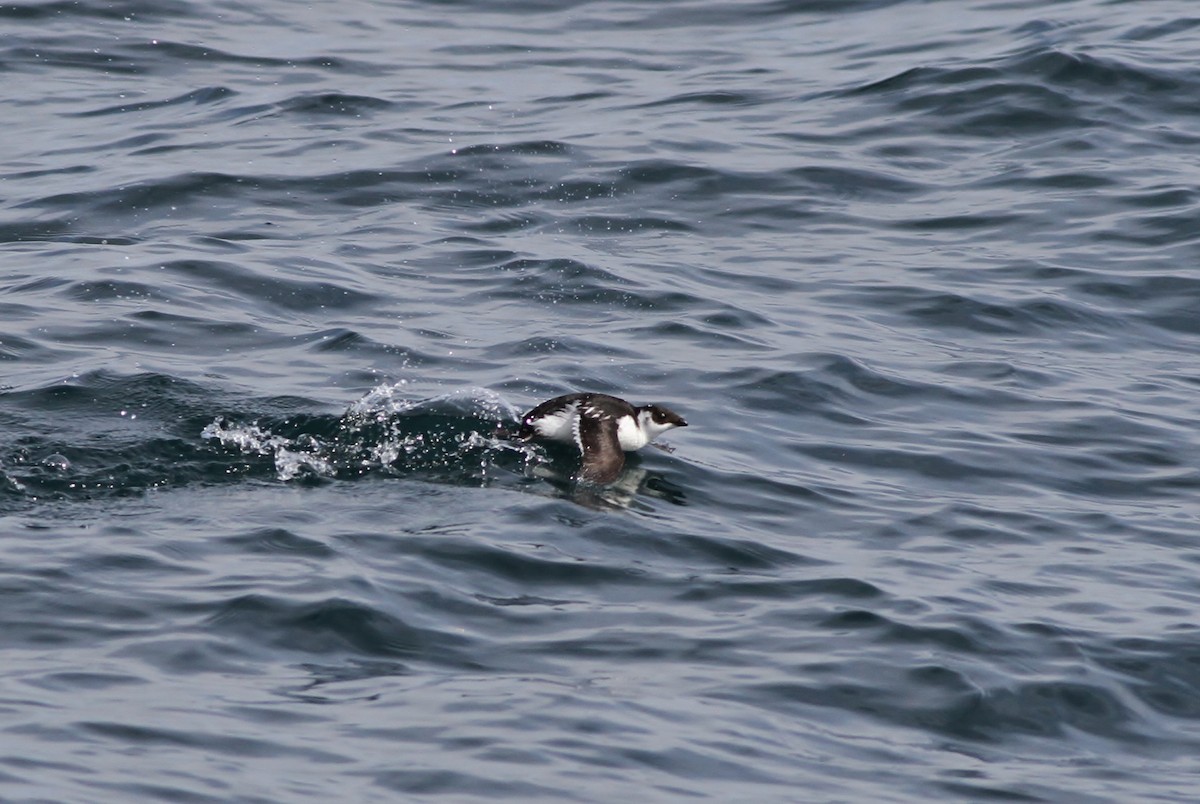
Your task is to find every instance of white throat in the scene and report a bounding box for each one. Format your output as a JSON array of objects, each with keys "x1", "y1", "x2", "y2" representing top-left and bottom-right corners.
[{"x1": 614, "y1": 409, "x2": 672, "y2": 451}]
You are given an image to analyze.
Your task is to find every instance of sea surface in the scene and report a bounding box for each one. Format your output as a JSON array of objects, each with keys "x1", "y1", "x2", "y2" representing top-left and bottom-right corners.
[{"x1": 3, "y1": 0, "x2": 1200, "y2": 801}]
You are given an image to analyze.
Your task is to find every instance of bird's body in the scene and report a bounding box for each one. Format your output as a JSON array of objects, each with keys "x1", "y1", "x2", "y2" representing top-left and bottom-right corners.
[{"x1": 516, "y1": 393, "x2": 687, "y2": 483}]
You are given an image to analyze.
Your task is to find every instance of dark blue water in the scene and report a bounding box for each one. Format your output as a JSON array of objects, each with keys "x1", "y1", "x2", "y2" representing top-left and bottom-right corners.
[{"x1": 4, "y1": 0, "x2": 1200, "y2": 800}]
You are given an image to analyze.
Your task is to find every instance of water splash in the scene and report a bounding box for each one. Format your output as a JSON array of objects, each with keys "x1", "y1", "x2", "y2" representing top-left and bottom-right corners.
[
  {"x1": 200, "y1": 418, "x2": 337, "y2": 481},
  {"x1": 203, "y1": 383, "x2": 537, "y2": 484}
]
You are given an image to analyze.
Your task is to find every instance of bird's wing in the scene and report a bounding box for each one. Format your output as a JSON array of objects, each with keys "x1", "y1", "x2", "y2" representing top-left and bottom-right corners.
[{"x1": 575, "y1": 413, "x2": 625, "y2": 484}]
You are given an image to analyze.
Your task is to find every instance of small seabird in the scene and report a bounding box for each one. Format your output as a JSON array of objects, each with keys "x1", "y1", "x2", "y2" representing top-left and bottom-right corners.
[{"x1": 516, "y1": 393, "x2": 687, "y2": 484}]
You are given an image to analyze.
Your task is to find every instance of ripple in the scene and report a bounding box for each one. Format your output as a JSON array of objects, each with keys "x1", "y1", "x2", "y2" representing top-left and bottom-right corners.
[{"x1": 4, "y1": 0, "x2": 1200, "y2": 800}]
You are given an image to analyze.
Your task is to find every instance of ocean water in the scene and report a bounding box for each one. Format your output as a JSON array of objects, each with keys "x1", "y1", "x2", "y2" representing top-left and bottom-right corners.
[{"x1": 3, "y1": 0, "x2": 1200, "y2": 800}]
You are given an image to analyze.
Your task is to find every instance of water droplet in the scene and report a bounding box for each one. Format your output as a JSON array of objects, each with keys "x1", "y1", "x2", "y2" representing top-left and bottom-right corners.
[{"x1": 42, "y1": 454, "x2": 70, "y2": 471}]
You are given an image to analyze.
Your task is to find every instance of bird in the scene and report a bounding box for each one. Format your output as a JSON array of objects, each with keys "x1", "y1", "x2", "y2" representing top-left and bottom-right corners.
[{"x1": 515, "y1": 393, "x2": 687, "y2": 484}]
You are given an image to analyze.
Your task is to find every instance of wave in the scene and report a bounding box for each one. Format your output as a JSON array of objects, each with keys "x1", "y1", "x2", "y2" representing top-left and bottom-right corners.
[{"x1": 0, "y1": 374, "x2": 694, "y2": 512}]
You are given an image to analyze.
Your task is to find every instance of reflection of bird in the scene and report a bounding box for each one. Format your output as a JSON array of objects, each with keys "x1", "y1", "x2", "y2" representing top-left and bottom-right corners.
[{"x1": 516, "y1": 393, "x2": 688, "y2": 484}]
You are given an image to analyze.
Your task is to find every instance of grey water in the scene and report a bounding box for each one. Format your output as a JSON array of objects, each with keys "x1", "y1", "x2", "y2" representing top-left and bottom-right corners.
[{"x1": 3, "y1": 0, "x2": 1200, "y2": 801}]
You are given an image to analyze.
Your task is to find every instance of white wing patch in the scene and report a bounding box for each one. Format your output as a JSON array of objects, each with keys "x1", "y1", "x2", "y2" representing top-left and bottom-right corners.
[
  {"x1": 532, "y1": 402, "x2": 579, "y2": 442},
  {"x1": 571, "y1": 409, "x2": 584, "y2": 453},
  {"x1": 581, "y1": 404, "x2": 613, "y2": 421}
]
